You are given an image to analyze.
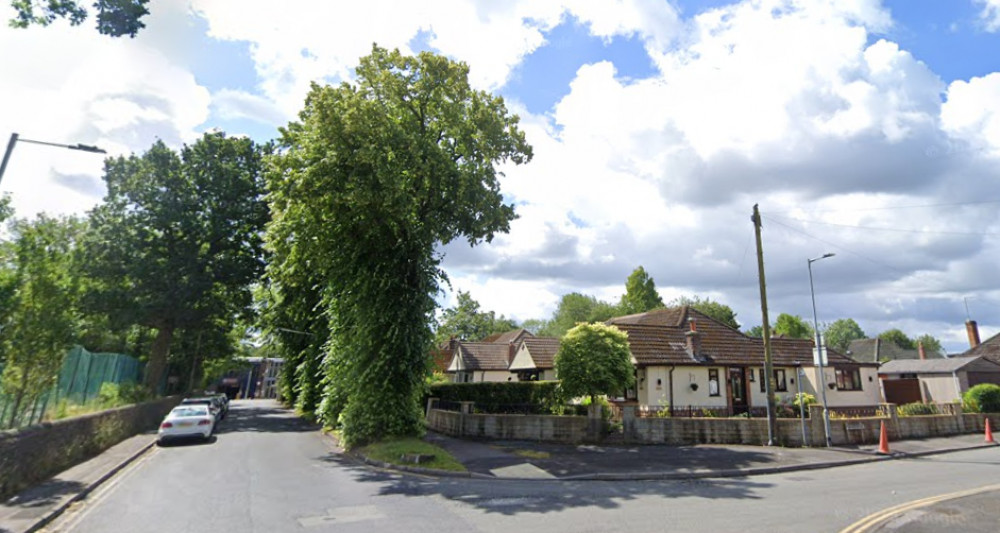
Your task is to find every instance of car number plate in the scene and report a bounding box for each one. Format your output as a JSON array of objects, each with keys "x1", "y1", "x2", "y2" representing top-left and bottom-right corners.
[{"x1": 177, "y1": 421, "x2": 194, "y2": 427}]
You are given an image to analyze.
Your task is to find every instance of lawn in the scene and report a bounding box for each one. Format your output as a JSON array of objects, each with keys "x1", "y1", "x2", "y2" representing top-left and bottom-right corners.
[{"x1": 360, "y1": 437, "x2": 467, "y2": 472}]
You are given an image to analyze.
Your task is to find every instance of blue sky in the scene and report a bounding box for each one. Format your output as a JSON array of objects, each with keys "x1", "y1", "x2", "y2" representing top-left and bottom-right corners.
[{"x1": 4, "y1": 0, "x2": 1000, "y2": 353}]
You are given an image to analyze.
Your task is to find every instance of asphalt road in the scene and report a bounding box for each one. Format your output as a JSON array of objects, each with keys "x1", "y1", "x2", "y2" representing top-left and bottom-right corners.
[{"x1": 45, "y1": 400, "x2": 1000, "y2": 533}]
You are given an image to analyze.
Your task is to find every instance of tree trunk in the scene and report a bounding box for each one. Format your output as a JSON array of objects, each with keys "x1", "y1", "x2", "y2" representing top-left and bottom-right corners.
[{"x1": 144, "y1": 325, "x2": 175, "y2": 391}]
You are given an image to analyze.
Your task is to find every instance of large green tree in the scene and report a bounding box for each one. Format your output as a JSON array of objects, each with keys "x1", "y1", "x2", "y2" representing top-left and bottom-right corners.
[
  {"x1": 555, "y1": 323, "x2": 634, "y2": 403},
  {"x1": 773, "y1": 313, "x2": 814, "y2": 339},
  {"x1": 671, "y1": 296, "x2": 740, "y2": 330},
  {"x1": 823, "y1": 318, "x2": 866, "y2": 352},
  {"x1": 83, "y1": 132, "x2": 268, "y2": 389},
  {"x1": 9, "y1": 0, "x2": 150, "y2": 37},
  {"x1": 0, "y1": 214, "x2": 82, "y2": 427},
  {"x1": 915, "y1": 334, "x2": 944, "y2": 356},
  {"x1": 878, "y1": 328, "x2": 915, "y2": 350},
  {"x1": 618, "y1": 266, "x2": 664, "y2": 315},
  {"x1": 264, "y1": 46, "x2": 531, "y2": 446},
  {"x1": 434, "y1": 291, "x2": 517, "y2": 344},
  {"x1": 539, "y1": 293, "x2": 620, "y2": 338}
]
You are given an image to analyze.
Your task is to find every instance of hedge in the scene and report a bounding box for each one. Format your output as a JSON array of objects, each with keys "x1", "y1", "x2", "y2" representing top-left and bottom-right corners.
[
  {"x1": 963, "y1": 383, "x2": 1000, "y2": 413},
  {"x1": 427, "y1": 382, "x2": 563, "y2": 414}
]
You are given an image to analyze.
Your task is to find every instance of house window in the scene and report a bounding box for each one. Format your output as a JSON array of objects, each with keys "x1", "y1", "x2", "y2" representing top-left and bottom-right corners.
[
  {"x1": 708, "y1": 369, "x2": 720, "y2": 396},
  {"x1": 774, "y1": 369, "x2": 787, "y2": 392},
  {"x1": 836, "y1": 368, "x2": 862, "y2": 391},
  {"x1": 759, "y1": 369, "x2": 766, "y2": 393}
]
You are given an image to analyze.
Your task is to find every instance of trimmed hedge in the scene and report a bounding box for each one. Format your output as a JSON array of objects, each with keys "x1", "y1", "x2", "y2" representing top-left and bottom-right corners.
[
  {"x1": 963, "y1": 383, "x2": 1000, "y2": 413},
  {"x1": 428, "y1": 382, "x2": 563, "y2": 414}
]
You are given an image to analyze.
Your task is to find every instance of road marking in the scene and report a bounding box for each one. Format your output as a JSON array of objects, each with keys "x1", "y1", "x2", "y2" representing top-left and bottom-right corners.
[
  {"x1": 297, "y1": 505, "x2": 384, "y2": 528},
  {"x1": 839, "y1": 483, "x2": 1000, "y2": 533}
]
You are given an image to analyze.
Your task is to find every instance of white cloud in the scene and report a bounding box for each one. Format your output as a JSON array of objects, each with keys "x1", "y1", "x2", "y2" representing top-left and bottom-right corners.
[
  {"x1": 977, "y1": 0, "x2": 1000, "y2": 31},
  {"x1": 942, "y1": 73, "x2": 1000, "y2": 157},
  {"x1": 211, "y1": 89, "x2": 288, "y2": 125}
]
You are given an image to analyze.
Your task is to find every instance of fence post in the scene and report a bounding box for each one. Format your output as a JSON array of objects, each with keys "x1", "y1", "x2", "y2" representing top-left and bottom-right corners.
[
  {"x1": 809, "y1": 405, "x2": 825, "y2": 447},
  {"x1": 622, "y1": 405, "x2": 637, "y2": 443},
  {"x1": 459, "y1": 401, "x2": 474, "y2": 438},
  {"x1": 425, "y1": 397, "x2": 438, "y2": 418}
]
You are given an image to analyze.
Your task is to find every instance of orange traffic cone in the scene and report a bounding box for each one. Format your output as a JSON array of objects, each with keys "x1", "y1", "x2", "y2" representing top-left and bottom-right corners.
[
  {"x1": 986, "y1": 418, "x2": 996, "y2": 444},
  {"x1": 877, "y1": 421, "x2": 891, "y2": 454}
]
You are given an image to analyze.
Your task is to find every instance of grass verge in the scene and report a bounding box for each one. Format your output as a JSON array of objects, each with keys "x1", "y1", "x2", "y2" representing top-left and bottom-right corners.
[{"x1": 360, "y1": 437, "x2": 467, "y2": 472}]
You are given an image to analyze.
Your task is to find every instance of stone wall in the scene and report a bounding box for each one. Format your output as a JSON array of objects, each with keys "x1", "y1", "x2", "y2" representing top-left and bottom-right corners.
[
  {"x1": 0, "y1": 396, "x2": 180, "y2": 500},
  {"x1": 426, "y1": 407, "x2": 589, "y2": 443}
]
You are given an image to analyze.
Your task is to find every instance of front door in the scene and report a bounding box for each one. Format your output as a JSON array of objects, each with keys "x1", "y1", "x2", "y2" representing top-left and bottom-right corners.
[{"x1": 729, "y1": 367, "x2": 748, "y2": 415}]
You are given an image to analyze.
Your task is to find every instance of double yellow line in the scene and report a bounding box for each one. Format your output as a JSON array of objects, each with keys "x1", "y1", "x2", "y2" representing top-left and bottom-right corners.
[{"x1": 840, "y1": 483, "x2": 1000, "y2": 533}]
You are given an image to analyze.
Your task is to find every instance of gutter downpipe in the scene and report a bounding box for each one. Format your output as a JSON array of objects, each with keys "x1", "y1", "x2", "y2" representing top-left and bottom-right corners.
[{"x1": 668, "y1": 366, "x2": 675, "y2": 416}]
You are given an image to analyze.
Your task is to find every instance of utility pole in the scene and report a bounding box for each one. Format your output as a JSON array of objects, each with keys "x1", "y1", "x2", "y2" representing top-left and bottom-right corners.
[{"x1": 752, "y1": 204, "x2": 777, "y2": 445}]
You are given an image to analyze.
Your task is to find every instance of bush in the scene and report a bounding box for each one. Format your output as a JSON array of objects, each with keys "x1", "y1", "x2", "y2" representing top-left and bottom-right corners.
[
  {"x1": 897, "y1": 402, "x2": 937, "y2": 416},
  {"x1": 963, "y1": 384, "x2": 1000, "y2": 413},
  {"x1": 580, "y1": 395, "x2": 613, "y2": 422},
  {"x1": 428, "y1": 382, "x2": 563, "y2": 414}
]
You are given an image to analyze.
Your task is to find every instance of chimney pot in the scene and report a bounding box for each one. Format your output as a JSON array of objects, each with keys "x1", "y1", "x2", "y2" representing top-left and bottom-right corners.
[{"x1": 967, "y1": 320, "x2": 981, "y2": 348}]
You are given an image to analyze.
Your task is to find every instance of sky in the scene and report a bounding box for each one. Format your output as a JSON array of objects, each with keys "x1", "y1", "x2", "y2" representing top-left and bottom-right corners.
[{"x1": 2, "y1": 0, "x2": 1000, "y2": 354}]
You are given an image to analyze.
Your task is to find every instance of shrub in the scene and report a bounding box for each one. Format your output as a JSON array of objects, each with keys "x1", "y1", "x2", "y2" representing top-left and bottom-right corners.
[
  {"x1": 580, "y1": 395, "x2": 613, "y2": 422},
  {"x1": 897, "y1": 402, "x2": 937, "y2": 416},
  {"x1": 427, "y1": 382, "x2": 563, "y2": 414},
  {"x1": 963, "y1": 384, "x2": 1000, "y2": 413}
]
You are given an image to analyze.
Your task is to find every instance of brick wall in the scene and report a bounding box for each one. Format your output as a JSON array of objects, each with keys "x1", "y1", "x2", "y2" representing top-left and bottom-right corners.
[{"x1": 0, "y1": 396, "x2": 180, "y2": 500}]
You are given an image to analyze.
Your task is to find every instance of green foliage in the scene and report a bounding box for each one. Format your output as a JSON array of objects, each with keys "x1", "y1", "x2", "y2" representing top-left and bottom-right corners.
[
  {"x1": 896, "y1": 402, "x2": 937, "y2": 416},
  {"x1": 963, "y1": 384, "x2": 1000, "y2": 413},
  {"x1": 83, "y1": 132, "x2": 268, "y2": 388},
  {"x1": 744, "y1": 325, "x2": 764, "y2": 337},
  {"x1": 878, "y1": 328, "x2": 915, "y2": 350},
  {"x1": 618, "y1": 266, "x2": 664, "y2": 315},
  {"x1": 8, "y1": 0, "x2": 150, "y2": 37},
  {"x1": 360, "y1": 437, "x2": 466, "y2": 471},
  {"x1": 823, "y1": 318, "x2": 866, "y2": 353},
  {"x1": 264, "y1": 46, "x2": 531, "y2": 447},
  {"x1": 580, "y1": 395, "x2": 613, "y2": 422},
  {"x1": 0, "y1": 214, "x2": 81, "y2": 428},
  {"x1": 914, "y1": 334, "x2": 944, "y2": 357},
  {"x1": 434, "y1": 291, "x2": 518, "y2": 344},
  {"x1": 539, "y1": 293, "x2": 620, "y2": 337},
  {"x1": 428, "y1": 382, "x2": 563, "y2": 414},
  {"x1": 555, "y1": 323, "x2": 634, "y2": 402},
  {"x1": 671, "y1": 296, "x2": 740, "y2": 329},
  {"x1": 773, "y1": 313, "x2": 814, "y2": 339}
]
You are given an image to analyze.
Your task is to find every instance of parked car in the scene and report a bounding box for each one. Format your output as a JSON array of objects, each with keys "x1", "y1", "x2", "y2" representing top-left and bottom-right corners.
[
  {"x1": 180, "y1": 397, "x2": 224, "y2": 421},
  {"x1": 158, "y1": 405, "x2": 215, "y2": 444}
]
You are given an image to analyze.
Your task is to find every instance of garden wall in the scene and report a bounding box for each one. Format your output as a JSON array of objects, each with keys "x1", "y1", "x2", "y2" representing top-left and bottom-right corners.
[
  {"x1": 426, "y1": 404, "x2": 590, "y2": 443},
  {"x1": 0, "y1": 396, "x2": 180, "y2": 500}
]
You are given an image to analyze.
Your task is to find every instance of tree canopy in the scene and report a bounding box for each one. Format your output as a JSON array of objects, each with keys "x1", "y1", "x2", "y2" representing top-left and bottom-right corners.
[
  {"x1": 671, "y1": 296, "x2": 740, "y2": 329},
  {"x1": 618, "y1": 266, "x2": 664, "y2": 315},
  {"x1": 263, "y1": 46, "x2": 531, "y2": 446},
  {"x1": 434, "y1": 291, "x2": 518, "y2": 344},
  {"x1": 538, "y1": 293, "x2": 619, "y2": 338},
  {"x1": 915, "y1": 334, "x2": 944, "y2": 356},
  {"x1": 9, "y1": 0, "x2": 150, "y2": 37},
  {"x1": 773, "y1": 313, "x2": 814, "y2": 340},
  {"x1": 555, "y1": 323, "x2": 634, "y2": 402},
  {"x1": 83, "y1": 132, "x2": 268, "y2": 389},
  {"x1": 823, "y1": 318, "x2": 866, "y2": 352},
  {"x1": 878, "y1": 328, "x2": 915, "y2": 350}
]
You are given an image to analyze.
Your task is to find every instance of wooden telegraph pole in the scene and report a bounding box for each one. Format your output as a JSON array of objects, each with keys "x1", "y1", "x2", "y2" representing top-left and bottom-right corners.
[{"x1": 752, "y1": 204, "x2": 778, "y2": 445}]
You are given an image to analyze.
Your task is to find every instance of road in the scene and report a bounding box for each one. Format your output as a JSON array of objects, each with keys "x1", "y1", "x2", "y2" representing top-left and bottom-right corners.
[{"x1": 46, "y1": 400, "x2": 1000, "y2": 533}]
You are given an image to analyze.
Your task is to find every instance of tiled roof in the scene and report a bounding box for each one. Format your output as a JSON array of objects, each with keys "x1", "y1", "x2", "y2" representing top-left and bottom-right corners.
[
  {"x1": 610, "y1": 307, "x2": 867, "y2": 368},
  {"x1": 879, "y1": 356, "x2": 1000, "y2": 375},
  {"x1": 520, "y1": 337, "x2": 560, "y2": 369},
  {"x1": 962, "y1": 332, "x2": 1000, "y2": 364},
  {"x1": 847, "y1": 338, "x2": 940, "y2": 363},
  {"x1": 481, "y1": 328, "x2": 533, "y2": 344},
  {"x1": 456, "y1": 342, "x2": 511, "y2": 371}
]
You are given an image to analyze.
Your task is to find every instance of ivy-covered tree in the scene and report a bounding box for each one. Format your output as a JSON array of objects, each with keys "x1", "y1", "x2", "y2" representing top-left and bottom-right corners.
[
  {"x1": 773, "y1": 313, "x2": 814, "y2": 340},
  {"x1": 434, "y1": 291, "x2": 518, "y2": 344},
  {"x1": 671, "y1": 296, "x2": 740, "y2": 330},
  {"x1": 555, "y1": 323, "x2": 634, "y2": 404},
  {"x1": 83, "y1": 132, "x2": 268, "y2": 390},
  {"x1": 264, "y1": 46, "x2": 531, "y2": 446},
  {"x1": 539, "y1": 293, "x2": 620, "y2": 338},
  {"x1": 9, "y1": 0, "x2": 150, "y2": 37},
  {"x1": 618, "y1": 266, "x2": 664, "y2": 315},
  {"x1": 0, "y1": 214, "x2": 83, "y2": 428}
]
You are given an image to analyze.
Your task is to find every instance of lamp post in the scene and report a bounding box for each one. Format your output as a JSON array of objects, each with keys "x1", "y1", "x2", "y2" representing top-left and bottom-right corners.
[
  {"x1": 0, "y1": 133, "x2": 107, "y2": 186},
  {"x1": 808, "y1": 252, "x2": 835, "y2": 447}
]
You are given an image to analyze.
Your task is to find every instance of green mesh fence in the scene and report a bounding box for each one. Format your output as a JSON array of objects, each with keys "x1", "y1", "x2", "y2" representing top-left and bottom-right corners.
[{"x1": 0, "y1": 346, "x2": 144, "y2": 429}]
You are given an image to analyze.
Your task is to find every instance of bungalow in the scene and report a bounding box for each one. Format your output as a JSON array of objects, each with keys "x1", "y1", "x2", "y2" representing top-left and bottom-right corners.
[
  {"x1": 608, "y1": 307, "x2": 881, "y2": 414},
  {"x1": 879, "y1": 356, "x2": 1000, "y2": 404},
  {"x1": 446, "y1": 340, "x2": 517, "y2": 383},
  {"x1": 508, "y1": 336, "x2": 560, "y2": 381}
]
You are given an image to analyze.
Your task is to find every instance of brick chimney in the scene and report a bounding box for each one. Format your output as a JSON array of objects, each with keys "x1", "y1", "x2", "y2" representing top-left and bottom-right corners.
[
  {"x1": 918, "y1": 341, "x2": 926, "y2": 360},
  {"x1": 967, "y1": 320, "x2": 981, "y2": 348},
  {"x1": 686, "y1": 318, "x2": 701, "y2": 357}
]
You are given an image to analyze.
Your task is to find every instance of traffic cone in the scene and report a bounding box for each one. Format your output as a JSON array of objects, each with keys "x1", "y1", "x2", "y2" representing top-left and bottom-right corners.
[
  {"x1": 986, "y1": 418, "x2": 996, "y2": 444},
  {"x1": 877, "y1": 420, "x2": 891, "y2": 454}
]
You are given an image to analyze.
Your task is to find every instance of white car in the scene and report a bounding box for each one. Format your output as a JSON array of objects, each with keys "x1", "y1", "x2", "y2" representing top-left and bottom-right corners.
[{"x1": 158, "y1": 405, "x2": 215, "y2": 444}]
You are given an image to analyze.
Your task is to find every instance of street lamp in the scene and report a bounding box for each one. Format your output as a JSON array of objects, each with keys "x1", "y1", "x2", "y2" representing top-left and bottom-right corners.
[
  {"x1": 0, "y1": 133, "x2": 107, "y2": 186},
  {"x1": 808, "y1": 252, "x2": 835, "y2": 447}
]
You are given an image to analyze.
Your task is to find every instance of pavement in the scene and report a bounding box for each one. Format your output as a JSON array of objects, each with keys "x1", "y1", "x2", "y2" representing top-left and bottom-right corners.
[{"x1": 1, "y1": 416, "x2": 996, "y2": 533}]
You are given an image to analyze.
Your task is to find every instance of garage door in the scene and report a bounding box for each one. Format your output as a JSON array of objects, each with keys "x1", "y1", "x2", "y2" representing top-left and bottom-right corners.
[{"x1": 883, "y1": 378, "x2": 922, "y2": 404}]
